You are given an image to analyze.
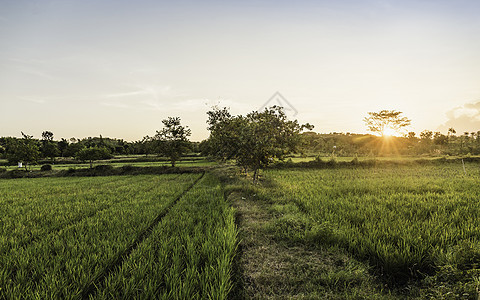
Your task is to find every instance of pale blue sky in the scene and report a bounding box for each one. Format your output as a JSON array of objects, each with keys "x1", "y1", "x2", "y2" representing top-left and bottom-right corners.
[{"x1": 1, "y1": 0, "x2": 480, "y2": 141}]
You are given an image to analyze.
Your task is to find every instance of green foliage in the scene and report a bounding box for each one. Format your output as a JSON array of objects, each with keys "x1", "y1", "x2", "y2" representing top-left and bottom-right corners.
[
  {"x1": 40, "y1": 164, "x2": 52, "y2": 171},
  {"x1": 41, "y1": 131, "x2": 59, "y2": 161},
  {"x1": 5, "y1": 132, "x2": 40, "y2": 170},
  {"x1": 206, "y1": 106, "x2": 312, "y2": 182},
  {"x1": 75, "y1": 146, "x2": 112, "y2": 168},
  {"x1": 154, "y1": 117, "x2": 192, "y2": 167}
]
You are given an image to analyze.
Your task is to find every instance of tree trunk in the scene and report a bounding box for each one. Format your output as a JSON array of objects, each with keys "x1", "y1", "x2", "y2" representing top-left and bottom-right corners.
[{"x1": 253, "y1": 169, "x2": 258, "y2": 184}]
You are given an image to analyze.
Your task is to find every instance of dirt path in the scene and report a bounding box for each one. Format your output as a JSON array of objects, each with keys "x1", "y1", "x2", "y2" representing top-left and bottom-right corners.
[{"x1": 230, "y1": 192, "x2": 397, "y2": 300}]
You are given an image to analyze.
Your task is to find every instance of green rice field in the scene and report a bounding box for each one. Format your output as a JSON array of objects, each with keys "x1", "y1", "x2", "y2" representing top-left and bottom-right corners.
[
  {"x1": 2, "y1": 160, "x2": 480, "y2": 298},
  {"x1": 0, "y1": 173, "x2": 236, "y2": 299},
  {"x1": 255, "y1": 162, "x2": 480, "y2": 297}
]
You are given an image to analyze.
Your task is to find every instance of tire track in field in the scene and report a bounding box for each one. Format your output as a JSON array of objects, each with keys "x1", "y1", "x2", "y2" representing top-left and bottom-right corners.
[
  {"x1": 7, "y1": 177, "x2": 143, "y2": 251},
  {"x1": 80, "y1": 171, "x2": 205, "y2": 300},
  {"x1": 7, "y1": 175, "x2": 187, "y2": 252}
]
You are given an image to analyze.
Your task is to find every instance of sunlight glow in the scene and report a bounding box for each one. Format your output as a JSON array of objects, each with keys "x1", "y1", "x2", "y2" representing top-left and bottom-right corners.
[{"x1": 382, "y1": 126, "x2": 400, "y2": 137}]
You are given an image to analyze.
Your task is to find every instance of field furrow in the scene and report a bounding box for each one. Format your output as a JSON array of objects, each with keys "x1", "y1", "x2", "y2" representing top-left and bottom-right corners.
[
  {"x1": 0, "y1": 173, "x2": 201, "y2": 299},
  {"x1": 94, "y1": 173, "x2": 237, "y2": 300}
]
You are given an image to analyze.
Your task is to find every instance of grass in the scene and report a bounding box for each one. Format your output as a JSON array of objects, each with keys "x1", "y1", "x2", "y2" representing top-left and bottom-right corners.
[
  {"x1": 230, "y1": 190, "x2": 394, "y2": 299},
  {"x1": 0, "y1": 172, "x2": 237, "y2": 299},
  {"x1": 95, "y1": 173, "x2": 237, "y2": 299},
  {"x1": 251, "y1": 162, "x2": 480, "y2": 298},
  {"x1": 3, "y1": 156, "x2": 480, "y2": 298},
  {"x1": 0, "y1": 157, "x2": 216, "y2": 171}
]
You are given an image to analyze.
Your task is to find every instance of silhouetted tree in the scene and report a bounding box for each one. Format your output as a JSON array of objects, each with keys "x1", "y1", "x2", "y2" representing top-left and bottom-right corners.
[{"x1": 363, "y1": 110, "x2": 411, "y2": 136}]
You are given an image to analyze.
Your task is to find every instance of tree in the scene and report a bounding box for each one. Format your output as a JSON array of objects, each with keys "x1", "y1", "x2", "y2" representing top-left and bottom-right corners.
[
  {"x1": 433, "y1": 132, "x2": 448, "y2": 146},
  {"x1": 448, "y1": 128, "x2": 456, "y2": 137},
  {"x1": 363, "y1": 110, "x2": 411, "y2": 137},
  {"x1": 420, "y1": 130, "x2": 433, "y2": 142},
  {"x1": 154, "y1": 117, "x2": 191, "y2": 167},
  {"x1": 206, "y1": 106, "x2": 313, "y2": 183},
  {"x1": 58, "y1": 138, "x2": 69, "y2": 157},
  {"x1": 141, "y1": 135, "x2": 154, "y2": 157},
  {"x1": 7, "y1": 132, "x2": 41, "y2": 170},
  {"x1": 41, "y1": 131, "x2": 59, "y2": 161},
  {"x1": 76, "y1": 146, "x2": 112, "y2": 168},
  {"x1": 205, "y1": 106, "x2": 242, "y2": 161}
]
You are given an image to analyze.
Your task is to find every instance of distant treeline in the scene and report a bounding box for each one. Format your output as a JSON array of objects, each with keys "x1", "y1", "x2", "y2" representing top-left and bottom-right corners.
[
  {"x1": 300, "y1": 130, "x2": 480, "y2": 157},
  {"x1": 1, "y1": 129, "x2": 479, "y2": 166},
  {"x1": 0, "y1": 132, "x2": 201, "y2": 167}
]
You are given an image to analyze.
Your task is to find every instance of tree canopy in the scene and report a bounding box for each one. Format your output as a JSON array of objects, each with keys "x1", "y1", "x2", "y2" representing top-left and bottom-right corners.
[
  {"x1": 363, "y1": 110, "x2": 411, "y2": 137},
  {"x1": 6, "y1": 132, "x2": 40, "y2": 170},
  {"x1": 76, "y1": 146, "x2": 112, "y2": 168},
  {"x1": 206, "y1": 106, "x2": 313, "y2": 182},
  {"x1": 154, "y1": 117, "x2": 191, "y2": 167}
]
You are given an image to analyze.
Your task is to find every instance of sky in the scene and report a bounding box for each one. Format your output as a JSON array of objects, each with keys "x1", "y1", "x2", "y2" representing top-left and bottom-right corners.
[{"x1": 1, "y1": 0, "x2": 480, "y2": 141}]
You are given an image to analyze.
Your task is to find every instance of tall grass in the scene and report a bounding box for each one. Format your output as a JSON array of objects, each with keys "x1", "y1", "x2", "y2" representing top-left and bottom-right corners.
[{"x1": 258, "y1": 163, "x2": 480, "y2": 296}]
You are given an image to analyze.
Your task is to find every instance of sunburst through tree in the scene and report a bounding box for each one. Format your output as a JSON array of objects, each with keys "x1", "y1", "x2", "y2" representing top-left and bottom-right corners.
[{"x1": 363, "y1": 110, "x2": 411, "y2": 155}]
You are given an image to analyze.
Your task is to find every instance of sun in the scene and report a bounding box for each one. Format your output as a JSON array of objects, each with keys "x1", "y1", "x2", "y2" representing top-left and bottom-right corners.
[{"x1": 382, "y1": 126, "x2": 400, "y2": 137}]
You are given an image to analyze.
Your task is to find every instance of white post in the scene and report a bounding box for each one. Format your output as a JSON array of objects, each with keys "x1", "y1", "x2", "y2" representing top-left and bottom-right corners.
[
  {"x1": 462, "y1": 159, "x2": 466, "y2": 175},
  {"x1": 18, "y1": 162, "x2": 23, "y2": 169}
]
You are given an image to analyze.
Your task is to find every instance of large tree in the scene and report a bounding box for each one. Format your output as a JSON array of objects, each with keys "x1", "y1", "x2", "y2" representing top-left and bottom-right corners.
[
  {"x1": 41, "y1": 131, "x2": 59, "y2": 161},
  {"x1": 76, "y1": 146, "x2": 112, "y2": 168},
  {"x1": 363, "y1": 110, "x2": 411, "y2": 137},
  {"x1": 206, "y1": 106, "x2": 312, "y2": 183},
  {"x1": 6, "y1": 132, "x2": 41, "y2": 170},
  {"x1": 154, "y1": 117, "x2": 192, "y2": 167}
]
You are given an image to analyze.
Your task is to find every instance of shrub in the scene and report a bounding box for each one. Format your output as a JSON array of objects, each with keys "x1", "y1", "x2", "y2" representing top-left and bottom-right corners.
[
  {"x1": 121, "y1": 165, "x2": 135, "y2": 173},
  {"x1": 94, "y1": 164, "x2": 113, "y2": 172},
  {"x1": 41, "y1": 164, "x2": 53, "y2": 171}
]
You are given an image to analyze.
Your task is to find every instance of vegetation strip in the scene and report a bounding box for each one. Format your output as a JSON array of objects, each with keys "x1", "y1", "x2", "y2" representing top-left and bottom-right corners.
[{"x1": 80, "y1": 172, "x2": 205, "y2": 299}]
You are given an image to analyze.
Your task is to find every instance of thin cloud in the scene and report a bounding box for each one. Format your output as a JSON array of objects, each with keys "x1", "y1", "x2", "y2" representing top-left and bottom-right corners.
[
  {"x1": 15, "y1": 67, "x2": 57, "y2": 80},
  {"x1": 104, "y1": 90, "x2": 151, "y2": 99},
  {"x1": 100, "y1": 101, "x2": 131, "y2": 109},
  {"x1": 8, "y1": 57, "x2": 47, "y2": 64},
  {"x1": 17, "y1": 96, "x2": 47, "y2": 104},
  {"x1": 100, "y1": 85, "x2": 190, "y2": 111}
]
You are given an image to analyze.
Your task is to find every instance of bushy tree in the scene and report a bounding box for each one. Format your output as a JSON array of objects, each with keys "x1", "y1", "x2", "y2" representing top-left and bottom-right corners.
[
  {"x1": 41, "y1": 131, "x2": 59, "y2": 161},
  {"x1": 206, "y1": 106, "x2": 312, "y2": 183},
  {"x1": 58, "y1": 138, "x2": 69, "y2": 157},
  {"x1": 76, "y1": 146, "x2": 112, "y2": 168},
  {"x1": 154, "y1": 117, "x2": 191, "y2": 167},
  {"x1": 6, "y1": 132, "x2": 41, "y2": 170}
]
